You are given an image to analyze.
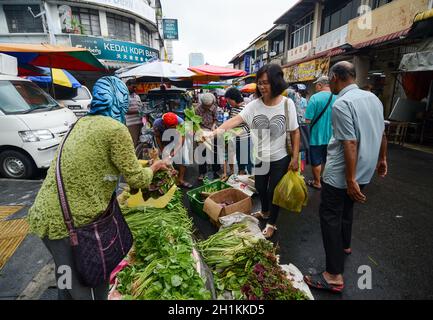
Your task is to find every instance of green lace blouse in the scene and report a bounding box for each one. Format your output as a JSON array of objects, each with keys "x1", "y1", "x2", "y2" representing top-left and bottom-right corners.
[{"x1": 27, "y1": 115, "x2": 153, "y2": 240}]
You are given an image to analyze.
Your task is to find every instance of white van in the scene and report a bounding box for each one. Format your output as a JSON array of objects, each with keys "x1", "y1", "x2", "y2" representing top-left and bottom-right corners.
[
  {"x1": 55, "y1": 85, "x2": 92, "y2": 118},
  {"x1": 0, "y1": 74, "x2": 77, "y2": 179}
]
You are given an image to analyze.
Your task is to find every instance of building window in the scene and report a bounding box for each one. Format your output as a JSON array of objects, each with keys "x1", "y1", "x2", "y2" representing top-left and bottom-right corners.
[
  {"x1": 256, "y1": 46, "x2": 267, "y2": 60},
  {"x1": 3, "y1": 5, "x2": 44, "y2": 33},
  {"x1": 291, "y1": 13, "x2": 313, "y2": 49},
  {"x1": 272, "y1": 39, "x2": 284, "y2": 55},
  {"x1": 106, "y1": 12, "x2": 136, "y2": 42},
  {"x1": 322, "y1": 0, "x2": 363, "y2": 34},
  {"x1": 69, "y1": 7, "x2": 101, "y2": 36},
  {"x1": 372, "y1": 0, "x2": 393, "y2": 9},
  {"x1": 140, "y1": 24, "x2": 151, "y2": 46}
]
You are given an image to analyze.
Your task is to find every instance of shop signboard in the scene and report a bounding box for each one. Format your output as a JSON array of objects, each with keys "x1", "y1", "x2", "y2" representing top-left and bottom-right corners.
[
  {"x1": 283, "y1": 57, "x2": 330, "y2": 83},
  {"x1": 244, "y1": 54, "x2": 251, "y2": 74},
  {"x1": 70, "y1": 35, "x2": 159, "y2": 63},
  {"x1": 136, "y1": 82, "x2": 161, "y2": 94},
  {"x1": 286, "y1": 41, "x2": 312, "y2": 63},
  {"x1": 347, "y1": 0, "x2": 429, "y2": 46},
  {"x1": 316, "y1": 25, "x2": 348, "y2": 54},
  {"x1": 163, "y1": 19, "x2": 179, "y2": 40},
  {"x1": 84, "y1": 0, "x2": 156, "y2": 24}
]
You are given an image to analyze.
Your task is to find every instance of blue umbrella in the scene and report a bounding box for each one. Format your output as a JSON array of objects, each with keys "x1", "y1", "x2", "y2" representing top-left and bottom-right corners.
[{"x1": 27, "y1": 67, "x2": 81, "y2": 88}]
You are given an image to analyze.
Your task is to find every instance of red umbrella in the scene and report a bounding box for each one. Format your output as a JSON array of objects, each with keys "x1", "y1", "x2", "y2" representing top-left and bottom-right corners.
[
  {"x1": 0, "y1": 43, "x2": 105, "y2": 71},
  {"x1": 17, "y1": 64, "x2": 47, "y2": 76},
  {"x1": 188, "y1": 64, "x2": 247, "y2": 79}
]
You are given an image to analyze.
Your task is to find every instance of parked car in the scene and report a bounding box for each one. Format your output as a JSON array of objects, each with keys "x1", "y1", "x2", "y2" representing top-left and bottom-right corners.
[
  {"x1": 55, "y1": 85, "x2": 92, "y2": 118},
  {"x1": 0, "y1": 75, "x2": 77, "y2": 179}
]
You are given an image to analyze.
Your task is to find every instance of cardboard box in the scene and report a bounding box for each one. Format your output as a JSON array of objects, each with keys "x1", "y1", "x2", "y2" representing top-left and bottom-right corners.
[{"x1": 203, "y1": 188, "x2": 252, "y2": 225}]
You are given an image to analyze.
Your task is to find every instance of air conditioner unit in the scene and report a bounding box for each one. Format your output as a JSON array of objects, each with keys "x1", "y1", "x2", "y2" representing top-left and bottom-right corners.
[{"x1": 263, "y1": 53, "x2": 268, "y2": 60}]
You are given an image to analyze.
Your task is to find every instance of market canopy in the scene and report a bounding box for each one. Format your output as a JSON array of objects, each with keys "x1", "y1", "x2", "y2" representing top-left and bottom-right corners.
[
  {"x1": 399, "y1": 51, "x2": 433, "y2": 72},
  {"x1": 240, "y1": 83, "x2": 257, "y2": 93},
  {"x1": 117, "y1": 60, "x2": 195, "y2": 79},
  {"x1": 27, "y1": 67, "x2": 81, "y2": 88},
  {"x1": 188, "y1": 64, "x2": 248, "y2": 80},
  {"x1": 17, "y1": 64, "x2": 46, "y2": 76},
  {"x1": 0, "y1": 43, "x2": 105, "y2": 72}
]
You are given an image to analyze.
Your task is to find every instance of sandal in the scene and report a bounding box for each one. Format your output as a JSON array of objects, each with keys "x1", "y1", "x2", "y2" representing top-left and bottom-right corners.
[
  {"x1": 178, "y1": 181, "x2": 193, "y2": 189},
  {"x1": 262, "y1": 224, "x2": 277, "y2": 239},
  {"x1": 251, "y1": 211, "x2": 270, "y2": 220},
  {"x1": 307, "y1": 180, "x2": 322, "y2": 190},
  {"x1": 304, "y1": 273, "x2": 344, "y2": 293}
]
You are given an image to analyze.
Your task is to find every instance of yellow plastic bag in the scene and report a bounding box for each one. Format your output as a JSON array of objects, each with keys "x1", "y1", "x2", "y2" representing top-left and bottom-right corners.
[
  {"x1": 120, "y1": 185, "x2": 178, "y2": 209},
  {"x1": 272, "y1": 171, "x2": 308, "y2": 213}
]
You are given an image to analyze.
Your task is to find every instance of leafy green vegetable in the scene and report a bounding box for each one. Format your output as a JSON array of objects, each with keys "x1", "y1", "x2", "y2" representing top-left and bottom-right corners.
[
  {"x1": 197, "y1": 224, "x2": 308, "y2": 300},
  {"x1": 177, "y1": 107, "x2": 203, "y2": 137},
  {"x1": 118, "y1": 191, "x2": 211, "y2": 300},
  {"x1": 141, "y1": 167, "x2": 177, "y2": 201}
]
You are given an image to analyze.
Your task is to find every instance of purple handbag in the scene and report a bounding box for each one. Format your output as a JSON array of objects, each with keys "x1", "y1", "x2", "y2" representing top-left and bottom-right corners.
[{"x1": 55, "y1": 123, "x2": 133, "y2": 287}]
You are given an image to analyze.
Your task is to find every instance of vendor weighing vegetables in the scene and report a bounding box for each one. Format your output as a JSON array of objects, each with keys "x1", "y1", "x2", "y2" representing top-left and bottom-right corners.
[{"x1": 27, "y1": 76, "x2": 169, "y2": 300}]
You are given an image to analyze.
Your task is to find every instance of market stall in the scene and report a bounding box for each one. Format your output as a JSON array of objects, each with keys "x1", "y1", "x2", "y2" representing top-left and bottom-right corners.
[{"x1": 112, "y1": 173, "x2": 313, "y2": 300}]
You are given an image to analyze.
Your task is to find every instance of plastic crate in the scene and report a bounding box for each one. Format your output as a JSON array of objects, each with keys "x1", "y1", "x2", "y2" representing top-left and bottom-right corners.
[{"x1": 187, "y1": 180, "x2": 230, "y2": 219}]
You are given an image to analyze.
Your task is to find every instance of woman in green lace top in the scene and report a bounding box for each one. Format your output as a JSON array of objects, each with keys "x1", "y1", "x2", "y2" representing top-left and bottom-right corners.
[{"x1": 27, "y1": 76, "x2": 167, "y2": 300}]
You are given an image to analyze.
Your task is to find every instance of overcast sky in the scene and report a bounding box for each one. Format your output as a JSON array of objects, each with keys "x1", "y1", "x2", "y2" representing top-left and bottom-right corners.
[{"x1": 161, "y1": 0, "x2": 296, "y2": 67}]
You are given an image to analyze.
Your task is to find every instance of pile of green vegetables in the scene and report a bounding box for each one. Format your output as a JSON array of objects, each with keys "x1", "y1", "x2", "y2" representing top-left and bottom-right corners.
[
  {"x1": 197, "y1": 224, "x2": 308, "y2": 300},
  {"x1": 142, "y1": 166, "x2": 177, "y2": 201},
  {"x1": 117, "y1": 191, "x2": 211, "y2": 300}
]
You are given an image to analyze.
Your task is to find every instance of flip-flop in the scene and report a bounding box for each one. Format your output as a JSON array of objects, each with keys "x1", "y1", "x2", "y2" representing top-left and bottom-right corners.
[
  {"x1": 307, "y1": 180, "x2": 322, "y2": 190},
  {"x1": 262, "y1": 224, "x2": 277, "y2": 239},
  {"x1": 178, "y1": 182, "x2": 193, "y2": 189},
  {"x1": 304, "y1": 273, "x2": 344, "y2": 293},
  {"x1": 251, "y1": 211, "x2": 270, "y2": 220}
]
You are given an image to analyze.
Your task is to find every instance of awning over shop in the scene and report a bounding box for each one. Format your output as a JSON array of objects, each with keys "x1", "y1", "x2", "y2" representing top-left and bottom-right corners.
[
  {"x1": 407, "y1": 8, "x2": 433, "y2": 39},
  {"x1": 399, "y1": 51, "x2": 433, "y2": 72},
  {"x1": 352, "y1": 28, "x2": 410, "y2": 49}
]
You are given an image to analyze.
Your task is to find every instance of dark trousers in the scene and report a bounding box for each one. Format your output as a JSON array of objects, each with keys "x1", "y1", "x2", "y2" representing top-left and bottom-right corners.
[
  {"x1": 43, "y1": 237, "x2": 109, "y2": 300},
  {"x1": 254, "y1": 156, "x2": 290, "y2": 225},
  {"x1": 319, "y1": 182, "x2": 364, "y2": 275},
  {"x1": 236, "y1": 137, "x2": 253, "y2": 174},
  {"x1": 199, "y1": 137, "x2": 221, "y2": 176}
]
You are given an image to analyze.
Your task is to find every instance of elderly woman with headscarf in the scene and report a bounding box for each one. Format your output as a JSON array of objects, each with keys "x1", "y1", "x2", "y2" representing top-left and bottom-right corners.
[
  {"x1": 27, "y1": 77, "x2": 167, "y2": 300},
  {"x1": 195, "y1": 93, "x2": 220, "y2": 180}
]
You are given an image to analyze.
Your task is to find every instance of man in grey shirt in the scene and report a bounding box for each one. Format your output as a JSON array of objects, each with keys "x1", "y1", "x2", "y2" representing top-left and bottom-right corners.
[{"x1": 305, "y1": 61, "x2": 388, "y2": 293}]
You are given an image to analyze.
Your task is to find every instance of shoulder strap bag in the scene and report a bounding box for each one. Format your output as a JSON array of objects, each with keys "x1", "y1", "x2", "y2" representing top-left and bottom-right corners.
[
  {"x1": 298, "y1": 93, "x2": 334, "y2": 152},
  {"x1": 310, "y1": 93, "x2": 334, "y2": 130},
  {"x1": 284, "y1": 99, "x2": 293, "y2": 156},
  {"x1": 55, "y1": 121, "x2": 133, "y2": 287}
]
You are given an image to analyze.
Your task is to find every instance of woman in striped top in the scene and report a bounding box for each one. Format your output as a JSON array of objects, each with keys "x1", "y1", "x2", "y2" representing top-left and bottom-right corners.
[{"x1": 225, "y1": 87, "x2": 253, "y2": 175}]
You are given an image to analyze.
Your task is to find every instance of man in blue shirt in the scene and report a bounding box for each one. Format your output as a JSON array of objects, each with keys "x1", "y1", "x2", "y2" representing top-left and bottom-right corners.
[
  {"x1": 304, "y1": 62, "x2": 388, "y2": 293},
  {"x1": 305, "y1": 76, "x2": 336, "y2": 190}
]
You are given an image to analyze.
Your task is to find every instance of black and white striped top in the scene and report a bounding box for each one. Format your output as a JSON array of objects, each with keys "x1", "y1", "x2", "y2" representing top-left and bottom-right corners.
[{"x1": 229, "y1": 101, "x2": 250, "y2": 140}]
